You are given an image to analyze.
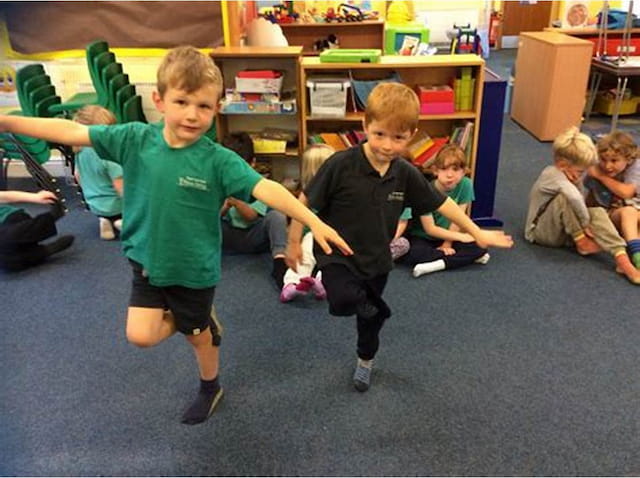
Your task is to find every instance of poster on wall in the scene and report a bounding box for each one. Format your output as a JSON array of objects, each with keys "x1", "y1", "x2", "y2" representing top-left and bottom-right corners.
[
  {"x1": 561, "y1": 1, "x2": 589, "y2": 28},
  {"x1": 0, "y1": 62, "x2": 24, "y2": 108}
]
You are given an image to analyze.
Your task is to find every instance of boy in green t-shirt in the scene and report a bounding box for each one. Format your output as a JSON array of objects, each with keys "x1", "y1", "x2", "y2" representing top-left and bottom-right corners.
[{"x1": 0, "y1": 46, "x2": 352, "y2": 424}]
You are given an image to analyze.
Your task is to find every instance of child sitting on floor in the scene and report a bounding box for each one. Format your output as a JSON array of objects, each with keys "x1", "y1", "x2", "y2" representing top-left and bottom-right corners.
[
  {"x1": 280, "y1": 144, "x2": 335, "y2": 302},
  {"x1": 219, "y1": 132, "x2": 289, "y2": 288},
  {"x1": 73, "y1": 105, "x2": 122, "y2": 240},
  {"x1": 584, "y1": 130, "x2": 640, "y2": 268},
  {"x1": 0, "y1": 189, "x2": 73, "y2": 271},
  {"x1": 525, "y1": 126, "x2": 640, "y2": 285},
  {"x1": 397, "y1": 144, "x2": 489, "y2": 277}
]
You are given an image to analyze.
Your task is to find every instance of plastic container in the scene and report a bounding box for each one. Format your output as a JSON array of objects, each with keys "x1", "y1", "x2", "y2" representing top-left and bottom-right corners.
[{"x1": 306, "y1": 78, "x2": 351, "y2": 117}]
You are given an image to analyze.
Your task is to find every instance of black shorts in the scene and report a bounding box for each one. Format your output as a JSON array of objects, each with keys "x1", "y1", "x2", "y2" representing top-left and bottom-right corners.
[{"x1": 128, "y1": 260, "x2": 215, "y2": 335}]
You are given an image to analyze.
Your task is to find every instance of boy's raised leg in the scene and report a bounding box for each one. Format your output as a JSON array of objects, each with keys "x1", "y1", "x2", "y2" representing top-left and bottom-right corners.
[{"x1": 125, "y1": 307, "x2": 177, "y2": 347}]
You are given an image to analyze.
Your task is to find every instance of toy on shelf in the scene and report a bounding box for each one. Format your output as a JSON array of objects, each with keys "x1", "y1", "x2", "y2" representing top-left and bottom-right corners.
[
  {"x1": 447, "y1": 24, "x2": 482, "y2": 55},
  {"x1": 313, "y1": 34, "x2": 339, "y2": 53},
  {"x1": 386, "y1": 0, "x2": 414, "y2": 24},
  {"x1": 261, "y1": 2, "x2": 299, "y2": 24}
]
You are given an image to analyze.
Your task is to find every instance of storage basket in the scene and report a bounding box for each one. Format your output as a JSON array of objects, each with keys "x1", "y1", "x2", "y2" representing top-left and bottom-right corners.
[{"x1": 306, "y1": 78, "x2": 350, "y2": 117}]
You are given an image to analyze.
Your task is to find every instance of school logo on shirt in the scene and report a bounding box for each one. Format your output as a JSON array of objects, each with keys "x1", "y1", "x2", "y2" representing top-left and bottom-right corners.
[
  {"x1": 178, "y1": 176, "x2": 209, "y2": 191},
  {"x1": 387, "y1": 191, "x2": 404, "y2": 201}
]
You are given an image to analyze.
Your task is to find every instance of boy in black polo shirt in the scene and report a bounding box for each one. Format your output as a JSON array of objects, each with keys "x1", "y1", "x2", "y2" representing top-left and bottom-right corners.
[{"x1": 286, "y1": 82, "x2": 513, "y2": 392}]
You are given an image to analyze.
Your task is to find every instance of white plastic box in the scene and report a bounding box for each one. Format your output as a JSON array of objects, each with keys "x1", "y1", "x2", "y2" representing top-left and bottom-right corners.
[
  {"x1": 235, "y1": 75, "x2": 283, "y2": 93},
  {"x1": 306, "y1": 78, "x2": 351, "y2": 117}
]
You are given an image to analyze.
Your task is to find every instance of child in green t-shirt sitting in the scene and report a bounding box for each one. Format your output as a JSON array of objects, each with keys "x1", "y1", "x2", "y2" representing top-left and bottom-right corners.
[
  {"x1": 73, "y1": 105, "x2": 123, "y2": 240},
  {"x1": 219, "y1": 132, "x2": 289, "y2": 288},
  {"x1": 398, "y1": 144, "x2": 488, "y2": 277},
  {"x1": 0, "y1": 189, "x2": 73, "y2": 271}
]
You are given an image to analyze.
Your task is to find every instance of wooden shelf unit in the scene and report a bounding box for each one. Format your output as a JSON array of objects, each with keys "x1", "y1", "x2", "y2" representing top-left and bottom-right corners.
[
  {"x1": 210, "y1": 46, "x2": 303, "y2": 181},
  {"x1": 279, "y1": 21, "x2": 385, "y2": 55},
  {"x1": 299, "y1": 54, "x2": 485, "y2": 179},
  {"x1": 511, "y1": 31, "x2": 592, "y2": 141}
]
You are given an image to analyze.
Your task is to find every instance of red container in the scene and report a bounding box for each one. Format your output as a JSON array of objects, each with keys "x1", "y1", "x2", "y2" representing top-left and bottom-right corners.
[{"x1": 416, "y1": 85, "x2": 454, "y2": 103}]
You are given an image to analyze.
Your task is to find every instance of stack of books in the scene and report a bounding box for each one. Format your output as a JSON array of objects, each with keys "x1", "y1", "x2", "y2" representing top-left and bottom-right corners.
[
  {"x1": 407, "y1": 132, "x2": 449, "y2": 167},
  {"x1": 308, "y1": 130, "x2": 365, "y2": 151}
]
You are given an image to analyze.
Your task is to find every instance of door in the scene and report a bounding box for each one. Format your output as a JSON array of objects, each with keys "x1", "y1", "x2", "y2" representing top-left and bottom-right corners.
[{"x1": 501, "y1": 1, "x2": 553, "y2": 36}]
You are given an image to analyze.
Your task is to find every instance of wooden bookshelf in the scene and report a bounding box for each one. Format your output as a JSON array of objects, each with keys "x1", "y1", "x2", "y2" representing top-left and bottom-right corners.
[
  {"x1": 280, "y1": 21, "x2": 385, "y2": 55},
  {"x1": 299, "y1": 54, "x2": 485, "y2": 179},
  {"x1": 210, "y1": 46, "x2": 303, "y2": 181}
]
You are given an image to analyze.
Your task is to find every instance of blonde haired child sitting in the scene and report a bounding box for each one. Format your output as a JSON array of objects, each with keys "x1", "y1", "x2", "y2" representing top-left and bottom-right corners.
[
  {"x1": 280, "y1": 143, "x2": 335, "y2": 302},
  {"x1": 73, "y1": 105, "x2": 122, "y2": 240},
  {"x1": 584, "y1": 130, "x2": 640, "y2": 268},
  {"x1": 525, "y1": 126, "x2": 640, "y2": 284}
]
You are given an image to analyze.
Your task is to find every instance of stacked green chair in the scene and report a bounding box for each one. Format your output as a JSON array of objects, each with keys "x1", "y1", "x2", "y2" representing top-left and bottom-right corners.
[
  {"x1": 89, "y1": 50, "x2": 116, "y2": 108},
  {"x1": 114, "y1": 83, "x2": 136, "y2": 123},
  {"x1": 14, "y1": 64, "x2": 45, "y2": 115},
  {"x1": 107, "y1": 73, "x2": 130, "y2": 113},
  {"x1": 122, "y1": 95, "x2": 147, "y2": 123},
  {"x1": 15, "y1": 63, "x2": 91, "y2": 118},
  {"x1": 100, "y1": 62, "x2": 123, "y2": 113}
]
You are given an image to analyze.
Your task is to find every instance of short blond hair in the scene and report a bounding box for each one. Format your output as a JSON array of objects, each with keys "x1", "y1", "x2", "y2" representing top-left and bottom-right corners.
[
  {"x1": 156, "y1": 45, "x2": 223, "y2": 98},
  {"x1": 301, "y1": 144, "x2": 334, "y2": 188},
  {"x1": 364, "y1": 82, "x2": 420, "y2": 133},
  {"x1": 73, "y1": 105, "x2": 116, "y2": 126},
  {"x1": 596, "y1": 130, "x2": 637, "y2": 166},
  {"x1": 553, "y1": 126, "x2": 597, "y2": 168}
]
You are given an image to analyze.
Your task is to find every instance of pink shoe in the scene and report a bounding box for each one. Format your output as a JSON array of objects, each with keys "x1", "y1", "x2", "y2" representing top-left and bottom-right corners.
[
  {"x1": 280, "y1": 283, "x2": 308, "y2": 302},
  {"x1": 300, "y1": 276, "x2": 326, "y2": 300}
]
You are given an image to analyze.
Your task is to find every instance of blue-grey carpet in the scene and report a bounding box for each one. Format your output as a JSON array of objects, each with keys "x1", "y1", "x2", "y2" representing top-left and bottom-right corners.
[{"x1": 2, "y1": 57, "x2": 639, "y2": 475}]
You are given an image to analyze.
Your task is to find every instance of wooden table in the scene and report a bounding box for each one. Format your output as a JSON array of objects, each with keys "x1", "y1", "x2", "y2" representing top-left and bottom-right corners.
[{"x1": 585, "y1": 57, "x2": 640, "y2": 132}]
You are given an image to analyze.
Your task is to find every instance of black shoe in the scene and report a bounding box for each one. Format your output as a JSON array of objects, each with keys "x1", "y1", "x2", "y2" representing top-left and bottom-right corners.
[
  {"x1": 50, "y1": 200, "x2": 66, "y2": 220},
  {"x1": 271, "y1": 257, "x2": 287, "y2": 289},
  {"x1": 43, "y1": 235, "x2": 74, "y2": 257}
]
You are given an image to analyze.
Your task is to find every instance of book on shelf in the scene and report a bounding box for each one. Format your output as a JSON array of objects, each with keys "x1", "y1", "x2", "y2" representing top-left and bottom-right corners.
[
  {"x1": 319, "y1": 133, "x2": 349, "y2": 151},
  {"x1": 407, "y1": 132, "x2": 434, "y2": 161},
  {"x1": 413, "y1": 136, "x2": 449, "y2": 168},
  {"x1": 308, "y1": 130, "x2": 365, "y2": 151}
]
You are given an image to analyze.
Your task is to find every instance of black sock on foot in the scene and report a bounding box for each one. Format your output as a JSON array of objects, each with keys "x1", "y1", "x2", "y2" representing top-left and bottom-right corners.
[
  {"x1": 181, "y1": 377, "x2": 223, "y2": 425},
  {"x1": 43, "y1": 235, "x2": 75, "y2": 257},
  {"x1": 271, "y1": 257, "x2": 287, "y2": 288}
]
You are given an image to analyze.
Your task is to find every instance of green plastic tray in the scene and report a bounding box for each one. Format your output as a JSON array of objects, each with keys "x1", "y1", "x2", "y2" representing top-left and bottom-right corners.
[{"x1": 319, "y1": 49, "x2": 382, "y2": 63}]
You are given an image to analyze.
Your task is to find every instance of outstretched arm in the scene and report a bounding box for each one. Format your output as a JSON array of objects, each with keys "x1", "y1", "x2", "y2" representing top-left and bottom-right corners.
[
  {"x1": 436, "y1": 197, "x2": 514, "y2": 249},
  {"x1": 0, "y1": 190, "x2": 58, "y2": 204},
  {"x1": 588, "y1": 165, "x2": 636, "y2": 199},
  {"x1": 252, "y1": 178, "x2": 352, "y2": 257},
  {"x1": 0, "y1": 115, "x2": 91, "y2": 147}
]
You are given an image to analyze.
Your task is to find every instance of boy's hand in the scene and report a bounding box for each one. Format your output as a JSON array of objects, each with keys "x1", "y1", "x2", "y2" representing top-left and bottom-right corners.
[
  {"x1": 310, "y1": 222, "x2": 353, "y2": 256},
  {"x1": 437, "y1": 245, "x2": 455, "y2": 256},
  {"x1": 474, "y1": 229, "x2": 514, "y2": 249},
  {"x1": 32, "y1": 190, "x2": 58, "y2": 204},
  {"x1": 285, "y1": 241, "x2": 302, "y2": 271}
]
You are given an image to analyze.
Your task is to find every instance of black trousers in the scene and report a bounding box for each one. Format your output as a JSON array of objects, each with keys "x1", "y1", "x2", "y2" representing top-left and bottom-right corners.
[
  {"x1": 322, "y1": 263, "x2": 391, "y2": 361},
  {"x1": 404, "y1": 236, "x2": 487, "y2": 269},
  {"x1": 0, "y1": 210, "x2": 57, "y2": 271}
]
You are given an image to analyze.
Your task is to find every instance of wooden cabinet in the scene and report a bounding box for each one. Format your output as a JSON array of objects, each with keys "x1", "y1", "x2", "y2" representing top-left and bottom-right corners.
[
  {"x1": 511, "y1": 31, "x2": 592, "y2": 141},
  {"x1": 210, "y1": 46, "x2": 303, "y2": 181},
  {"x1": 280, "y1": 21, "x2": 385, "y2": 55},
  {"x1": 299, "y1": 54, "x2": 485, "y2": 179}
]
